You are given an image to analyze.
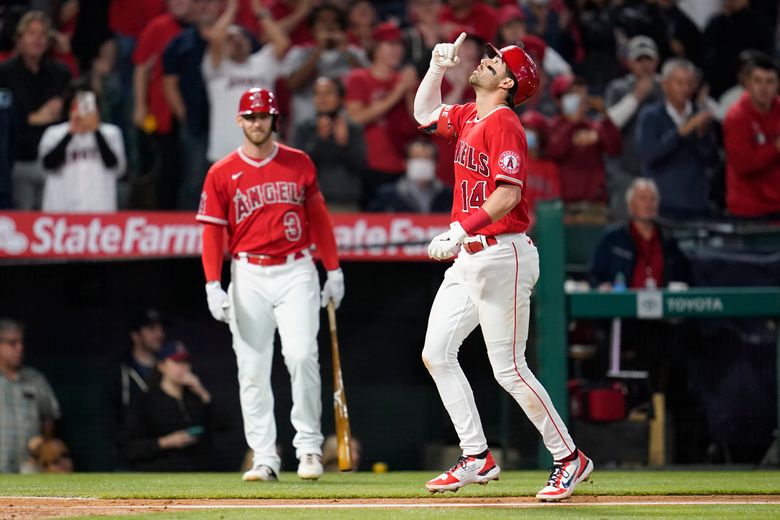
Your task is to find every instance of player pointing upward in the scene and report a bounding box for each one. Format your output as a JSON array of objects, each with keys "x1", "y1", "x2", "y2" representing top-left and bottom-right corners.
[
  {"x1": 414, "y1": 34, "x2": 593, "y2": 501},
  {"x1": 197, "y1": 88, "x2": 344, "y2": 482}
]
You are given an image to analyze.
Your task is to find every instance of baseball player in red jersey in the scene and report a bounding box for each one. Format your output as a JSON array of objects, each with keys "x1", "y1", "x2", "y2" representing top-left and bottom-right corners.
[
  {"x1": 414, "y1": 34, "x2": 593, "y2": 501},
  {"x1": 197, "y1": 88, "x2": 344, "y2": 482}
]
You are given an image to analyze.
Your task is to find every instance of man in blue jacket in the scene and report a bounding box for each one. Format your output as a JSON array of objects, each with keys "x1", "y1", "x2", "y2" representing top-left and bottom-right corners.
[
  {"x1": 590, "y1": 178, "x2": 690, "y2": 289},
  {"x1": 636, "y1": 58, "x2": 718, "y2": 218}
]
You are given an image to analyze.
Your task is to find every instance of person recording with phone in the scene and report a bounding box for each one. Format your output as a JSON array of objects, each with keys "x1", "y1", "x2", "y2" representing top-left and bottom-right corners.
[
  {"x1": 38, "y1": 84, "x2": 125, "y2": 212},
  {"x1": 124, "y1": 341, "x2": 225, "y2": 472}
]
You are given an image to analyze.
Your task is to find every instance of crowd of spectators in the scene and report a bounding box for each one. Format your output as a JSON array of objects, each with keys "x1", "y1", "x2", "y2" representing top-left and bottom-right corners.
[{"x1": 0, "y1": 0, "x2": 777, "y2": 221}]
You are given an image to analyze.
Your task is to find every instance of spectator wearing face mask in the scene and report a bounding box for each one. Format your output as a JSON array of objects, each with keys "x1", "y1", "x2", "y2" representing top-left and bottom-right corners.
[
  {"x1": 519, "y1": 110, "x2": 560, "y2": 227},
  {"x1": 367, "y1": 138, "x2": 452, "y2": 213},
  {"x1": 546, "y1": 74, "x2": 622, "y2": 205}
]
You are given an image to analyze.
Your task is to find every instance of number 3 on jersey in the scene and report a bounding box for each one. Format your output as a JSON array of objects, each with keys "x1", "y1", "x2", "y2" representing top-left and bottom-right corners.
[
  {"x1": 283, "y1": 211, "x2": 302, "y2": 241},
  {"x1": 460, "y1": 180, "x2": 487, "y2": 212}
]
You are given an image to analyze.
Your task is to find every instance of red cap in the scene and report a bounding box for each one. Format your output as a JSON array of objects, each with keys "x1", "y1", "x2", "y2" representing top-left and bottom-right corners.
[
  {"x1": 238, "y1": 88, "x2": 279, "y2": 116},
  {"x1": 497, "y1": 5, "x2": 526, "y2": 27},
  {"x1": 485, "y1": 43, "x2": 540, "y2": 105},
  {"x1": 372, "y1": 21, "x2": 402, "y2": 43},
  {"x1": 550, "y1": 74, "x2": 577, "y2": 98}
]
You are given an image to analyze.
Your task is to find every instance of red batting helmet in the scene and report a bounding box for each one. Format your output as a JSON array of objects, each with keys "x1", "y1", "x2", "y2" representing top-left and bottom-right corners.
[
  {"x1": 238, "y1": 88, "x2": 279, "y2": 116},
  {"x1": 485, "y1": 43, "x2": 540, "y2": 106}
]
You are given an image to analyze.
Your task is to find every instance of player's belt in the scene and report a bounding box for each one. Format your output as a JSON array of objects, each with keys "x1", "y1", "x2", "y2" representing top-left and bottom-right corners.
[
  {"x1": 462, "y1": 235, "x2": 498, "y2": 255},
  {"x1": 234, "y1": 250, "x2": 307, "y2": 266}
]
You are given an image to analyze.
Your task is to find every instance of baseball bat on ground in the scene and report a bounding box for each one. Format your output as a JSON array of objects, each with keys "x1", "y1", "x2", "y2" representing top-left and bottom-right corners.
[{"x1": 327, "y1": 300, "x2": 353, "y2": 471}]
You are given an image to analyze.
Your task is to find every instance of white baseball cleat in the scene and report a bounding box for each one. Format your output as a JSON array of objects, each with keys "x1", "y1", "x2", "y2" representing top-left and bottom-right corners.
[
  {"x1": 425, "y1": 451, "x2": 500, "y2": 493},
  {"x1": 242, "y1": 465, "x2": 278, "y2": 482},
  {"x1": 297, "y1": 453, "x2": 324, "y2": 480},
  {"x1": 536, "y1": 450, "x2": 594, "y2": 502}
]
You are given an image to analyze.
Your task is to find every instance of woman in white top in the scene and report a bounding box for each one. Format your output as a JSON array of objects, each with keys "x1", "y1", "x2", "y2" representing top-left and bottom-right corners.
[{"x1": 38, "y1": 87, "x2": 125, "y2": 212}]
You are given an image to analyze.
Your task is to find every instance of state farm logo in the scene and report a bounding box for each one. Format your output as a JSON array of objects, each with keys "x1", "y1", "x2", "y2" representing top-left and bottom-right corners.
[{"x1": 0, "y1": 216, "x2": 28, "y2": 254}]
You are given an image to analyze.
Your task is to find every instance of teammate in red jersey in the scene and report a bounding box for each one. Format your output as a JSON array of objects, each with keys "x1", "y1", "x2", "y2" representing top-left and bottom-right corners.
[
  {"x1": 197, "y1": 88, "x2": 344, "y2": 482},
  {"x1": 414, "y1": 34, "x2": 593, "y2": 501}
]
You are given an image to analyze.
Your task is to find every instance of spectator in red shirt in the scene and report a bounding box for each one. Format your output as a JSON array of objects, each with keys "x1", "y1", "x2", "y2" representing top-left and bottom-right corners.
[
  {"x1": 132, "y1": 0, "x2": 197, "y2": 207},
  {"x1": 546, "y1": 74, "x2": 622, "y2": 205},
  {"x1": 344, "y1": 21, "x2": 418, "y2": 207},
  {"x1": 519, "y1": 110, "x2": 560, "y2": 229},
  {"x1": 439, "y1": 0, "x2": 498, "y2": 45},
  {"x1": 724, "y1": 53, "x2": 780, "y2": 218}
]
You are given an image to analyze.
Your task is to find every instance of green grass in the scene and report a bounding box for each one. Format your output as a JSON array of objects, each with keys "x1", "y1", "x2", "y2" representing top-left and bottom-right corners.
[
  {"x1": 1, "y1": 471, "x2": 779, "y2": 499},
  {"x1": 4, "y1": 472, "x2": 779, "y2": 519}
]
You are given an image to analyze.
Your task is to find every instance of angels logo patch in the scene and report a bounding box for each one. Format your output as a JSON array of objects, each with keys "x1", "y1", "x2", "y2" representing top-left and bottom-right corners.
[{"x1": 498, "y1": 150, "x2": 521, "y2": 175}]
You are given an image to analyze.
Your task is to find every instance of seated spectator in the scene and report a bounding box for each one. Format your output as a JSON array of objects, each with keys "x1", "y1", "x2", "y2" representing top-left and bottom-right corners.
[
  {"x1": 367, "y1": 138, "x2": 452, "y2": 213},
  {"x1": 589, "y1": 178, "x2": 690, "y2": 290},
  {"x1": 38, "y1": 84, "x2": 126, "y2": 212},
  {"x1": 519, "y1": 110, "x2": 560, "y2": 227},
  {"x1": 293, "y1": 76, "x2": 365, "y2": 212},
  {"x1": 546, "y1": 74, "x2": 622, "y2": 205},
  {"x1": 636, "y1": 58, "x2": 718, "y2": 219},
  {"x1": 439, "y1": 0, "x2": 498, "y2": 45},
  {"x1": 0, "y1": 11, "x2": 71, "y2": 210},
  {"x1": 125, "y1": 341, "x2": 222, "y2": 471},
  {"x1": 724, "y1": 54, "x2": 780, "y2": 219},
  {"x1": 0, "y1": 318, "x2": 62, "y2": 473},
  {"x1": 203, "y1": 0, "x2": 291, "y2": 163},
  {"x1": 604, "y1": 36, "x2": 663, "y2": 221},
  {"x1": 102, "y1": 309, "x2": 166, "y2": 469},
  {"x1": 281, "y1": 4, "x2": 367, "y2": 132},
  {"x1": 344, "y1": 22, "x2": 418, "y2": 207}
]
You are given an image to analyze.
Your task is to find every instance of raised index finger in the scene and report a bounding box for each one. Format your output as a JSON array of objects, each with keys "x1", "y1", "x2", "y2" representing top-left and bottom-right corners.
[{"x1": 452, "y1": 32, "x2": 467, "y2": 52}]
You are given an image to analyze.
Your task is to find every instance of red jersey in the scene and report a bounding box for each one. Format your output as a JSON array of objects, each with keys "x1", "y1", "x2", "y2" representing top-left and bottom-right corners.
[
  {"x1": 724, "y1": 92, "x2": 780, "y2": 217},
  {"x1": 197, "y1": 143, "x2": 321, "y2": 256},
  {"x1": 109, "y1": 0, "x2": 166, "y2": 37},
  {"x1": 344, "y1": 68, "x2": 417, "y2": 174},
  {"x1": 132, "y1": 13, "x2": 183, "y2": 134},
  {"x1": 438, "y1": 103, "x2": 530, "y2": 235}
]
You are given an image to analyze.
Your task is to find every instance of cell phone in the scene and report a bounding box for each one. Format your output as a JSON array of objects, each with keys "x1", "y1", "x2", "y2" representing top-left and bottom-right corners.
[
  {"x1": 186, "y1": 425, "x2": 205, "y2": 437},
  {"x1": 76, "y1": 92, "x2": 96, "y2": 116}
]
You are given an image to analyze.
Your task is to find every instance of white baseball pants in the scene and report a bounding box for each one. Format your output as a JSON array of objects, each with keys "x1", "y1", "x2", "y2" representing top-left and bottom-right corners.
[
  {"x1": 422, "y1": 233, "x2": 576, "y2": 461},
  {"x1": 228, "y1": 255, "x2": 324, "y2": 474}
]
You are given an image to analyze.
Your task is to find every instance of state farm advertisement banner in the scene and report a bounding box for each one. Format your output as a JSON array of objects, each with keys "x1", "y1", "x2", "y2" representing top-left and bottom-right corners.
[{"x1": 0, "y1": 212, "x2": 450, "y2": 262}]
